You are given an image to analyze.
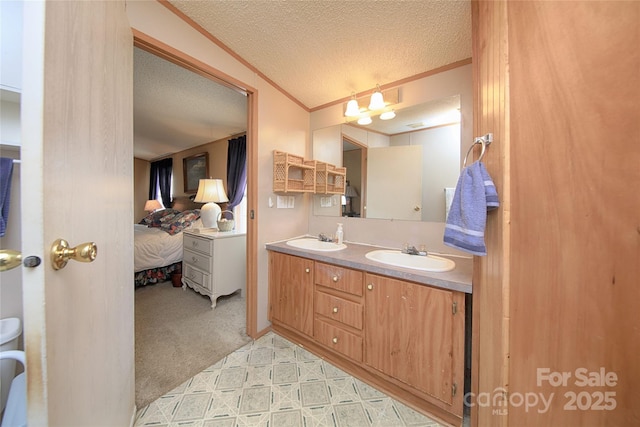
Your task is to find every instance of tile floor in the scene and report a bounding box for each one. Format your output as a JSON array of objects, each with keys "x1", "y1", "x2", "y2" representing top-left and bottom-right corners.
[{"x1": 134, "y1": 332, "x2": 445, "y2": 426}]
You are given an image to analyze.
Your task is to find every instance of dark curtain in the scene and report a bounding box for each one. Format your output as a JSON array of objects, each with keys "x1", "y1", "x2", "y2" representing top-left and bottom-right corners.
[
  {"x1": 226, "y1": 135, "x2": 247, "y2": 210},
  {"x1": 149, "y1": 158, "x2": 173, "y2": 208}
]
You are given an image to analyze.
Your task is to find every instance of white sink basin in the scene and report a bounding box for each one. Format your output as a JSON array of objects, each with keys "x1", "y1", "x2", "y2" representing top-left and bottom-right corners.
[
  {"x1": 365, "y1": 250, "x2": 455, "y2": 272},
  {"x1": 286, "y1": 238, "x2": 347, "y2": 252}
]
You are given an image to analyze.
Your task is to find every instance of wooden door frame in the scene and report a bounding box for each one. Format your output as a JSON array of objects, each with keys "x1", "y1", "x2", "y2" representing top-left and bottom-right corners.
[{"x1": 132, "y1": 31, "x2": 259, "y2": 337}]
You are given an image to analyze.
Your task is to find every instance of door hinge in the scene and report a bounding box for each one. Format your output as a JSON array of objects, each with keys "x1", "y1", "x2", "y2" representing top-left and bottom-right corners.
[
  {"x1": 452, "y1": 382, "x2": 457, "y2": 397},
  {"x1": 452, "y1": 301, "x2": 458, "y2": 315}
]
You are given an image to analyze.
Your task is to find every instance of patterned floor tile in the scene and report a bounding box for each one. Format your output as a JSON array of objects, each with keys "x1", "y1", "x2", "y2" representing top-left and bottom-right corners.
[{"x1": 135, "y1": 332, "x2": 447, "y2": 427}]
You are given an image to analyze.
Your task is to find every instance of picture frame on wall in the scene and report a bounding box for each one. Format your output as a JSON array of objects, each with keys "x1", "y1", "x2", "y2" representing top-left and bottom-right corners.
[{"x1": 183, "y1": 152, "x2": 209, "y2": 193}]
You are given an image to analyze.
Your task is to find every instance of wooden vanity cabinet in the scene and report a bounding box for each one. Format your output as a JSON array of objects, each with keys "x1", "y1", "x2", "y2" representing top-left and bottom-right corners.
[
  {"x1": 268, "y1": 252, "x2": 314, "y2": 337},
  {"x1": 268, "y1": 251, "x2": 466, "y2": 424},
  {"x1": 313, "y1": 262, "x2": 364, "y2": 362},
  {"x1": 364, "y1": 273, "x2": 465, "y2": 413}
]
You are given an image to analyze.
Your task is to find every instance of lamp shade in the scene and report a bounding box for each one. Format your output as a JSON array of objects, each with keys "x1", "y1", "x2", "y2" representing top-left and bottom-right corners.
[
  {"x1": 368, "y1": 86, "x2": 386, "y2": 111},
  {"x1": 357, "y1": 116, "x2": 372, "y2": 125},
  {"x1": 144, "y1": 199, "x2": 163, "y2": 212},
  {"x1": 194, "y1": 179, "x2": 229, "y2": 228},
  {"x1": 345, "y1": 98, "x2": 360, "y2": 117}
]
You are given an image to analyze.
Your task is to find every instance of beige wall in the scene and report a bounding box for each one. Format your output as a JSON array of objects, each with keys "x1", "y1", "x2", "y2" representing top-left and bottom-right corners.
[
  {"x1": 133, "y1": 157, "x2": 149, "y2": 222},
  {"x1": 128, "y1": 1, "x2": 311, "y2": 332}
]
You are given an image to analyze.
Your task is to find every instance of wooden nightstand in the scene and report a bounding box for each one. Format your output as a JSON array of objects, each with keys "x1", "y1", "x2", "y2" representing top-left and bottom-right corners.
[{"x1": 182, "y1": 229, "x2": 246, "y2": 308}]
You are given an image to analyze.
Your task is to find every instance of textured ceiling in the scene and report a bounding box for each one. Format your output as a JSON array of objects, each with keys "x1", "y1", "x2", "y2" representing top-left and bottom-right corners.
[
  {"x1": 168, "y1": 0, "x2": 472, "y2": 108},
  {"x1": 134, "y1": 47, "x2": 247, "y2": 160},
  {"x1": 134, "y1": 1, "x2": 472, "y2": 160}
]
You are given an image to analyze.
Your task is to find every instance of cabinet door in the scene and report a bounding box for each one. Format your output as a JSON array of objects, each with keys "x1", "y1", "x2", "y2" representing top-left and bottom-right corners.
[
  {"x1": 269, "y1": 252, "x2": 314, "y2": 337},
  {"x1": 364, "y1": 274, "x2": 460, "y2": 406}
]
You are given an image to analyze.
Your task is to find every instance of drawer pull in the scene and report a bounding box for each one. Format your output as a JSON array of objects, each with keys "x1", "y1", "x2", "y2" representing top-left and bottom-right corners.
[
  {"x1": 332, "y1": 275, "x2": 339, "y2": 282},
  {"x1": 192, "y1": 256, "x2": 198, "y2": 263},
  {"x1": 192, "y1": 241, "x2": 198, "y2": 247},
  {"x1": 305, "y1": 268, "x2": 310, "y2": 273},
  {"x1": 367, "y1": 283, "x2": 374, "y2": 291},
  {"x1": 332, "y1": 337, "x2": 338, "y2": 344},
  {"x1": 332, "y1": 306, "x2": 339, "y2": 313}
]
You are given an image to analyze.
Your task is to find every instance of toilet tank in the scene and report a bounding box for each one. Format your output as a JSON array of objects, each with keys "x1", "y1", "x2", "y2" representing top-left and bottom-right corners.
[{"x1": 0, "y1": 318, "x2": 22, "y2": 413}]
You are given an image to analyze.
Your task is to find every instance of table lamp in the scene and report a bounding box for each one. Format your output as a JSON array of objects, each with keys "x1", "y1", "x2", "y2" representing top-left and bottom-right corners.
[{"x1": 193, "y1": 178, "x2": 229, "y2": 228}]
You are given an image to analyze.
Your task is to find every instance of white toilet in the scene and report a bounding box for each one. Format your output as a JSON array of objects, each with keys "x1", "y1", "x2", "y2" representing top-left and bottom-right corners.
[{"x1": 0, "y1": 318, "x2": 22, "y2": 413}]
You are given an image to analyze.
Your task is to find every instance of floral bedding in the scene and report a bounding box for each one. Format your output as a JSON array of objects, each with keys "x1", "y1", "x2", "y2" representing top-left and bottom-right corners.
[{"x1": 134, "y1": 209, "x2": 201, "y2": 287}]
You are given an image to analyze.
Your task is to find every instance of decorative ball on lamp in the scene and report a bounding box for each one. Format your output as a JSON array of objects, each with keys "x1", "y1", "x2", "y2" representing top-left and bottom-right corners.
[{"x1": 193, "y1": 179, "x2": 229, "y2": 228}]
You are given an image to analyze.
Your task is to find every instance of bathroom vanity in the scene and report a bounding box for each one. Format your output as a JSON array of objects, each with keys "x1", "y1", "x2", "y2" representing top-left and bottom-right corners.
[{"x1": 266, "y1": 239, "x2": 472, "y2": 426}]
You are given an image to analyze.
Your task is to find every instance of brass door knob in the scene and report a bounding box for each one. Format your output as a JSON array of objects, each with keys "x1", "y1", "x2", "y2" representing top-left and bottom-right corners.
[
  {"x1": 0, "y1": 250, "x2": 22, "y2": 272},
  {"x1": 51, "y1": 239, "x2": 97, "y2": 270}
]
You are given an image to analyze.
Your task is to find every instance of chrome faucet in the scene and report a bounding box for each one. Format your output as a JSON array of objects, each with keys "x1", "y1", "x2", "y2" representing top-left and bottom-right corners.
[
  {"x1": 402, "y1": 244, "x2": 428, "y2": 256},
  {"x1": 318, "y1": 233, "x2": 333, "y2": 242}
]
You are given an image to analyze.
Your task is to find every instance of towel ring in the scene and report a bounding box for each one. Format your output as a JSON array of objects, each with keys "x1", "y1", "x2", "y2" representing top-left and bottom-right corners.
[{"x1": 463, "y1": 133, "x2": 493, "y2": 167}]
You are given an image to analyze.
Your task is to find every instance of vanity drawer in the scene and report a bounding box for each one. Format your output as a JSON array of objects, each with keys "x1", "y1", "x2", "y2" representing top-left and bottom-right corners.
[
  {"x1": 315, "y1": 291, "x2": 363, "y2": 330},
  {"x1": 315, "y1": 262, "x2": 363, "y2": 296},
  {"x1": 184, "y1": 263, "x2": 210, "y2": 289},
  {"x1": 183, "y1": 234, "x2": 213, "y2": 256},
  {"x1": 183, "y1": 248, "x2": 211, "y2": 273},
  {"x1": 314, "y1": 319, "x2": 362, "y2": 362}
]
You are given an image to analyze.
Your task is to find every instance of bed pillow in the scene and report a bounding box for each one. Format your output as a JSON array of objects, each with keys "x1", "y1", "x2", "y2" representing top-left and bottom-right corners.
[
  {"x1": 138, "y1": 208, "x2": 180, "y2": 227},
  {"x1": 160, "y1": 209, "x2": 201, "y2": 235}
]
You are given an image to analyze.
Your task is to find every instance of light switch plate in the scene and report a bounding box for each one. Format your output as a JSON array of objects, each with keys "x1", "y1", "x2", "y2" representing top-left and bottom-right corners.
[
  {"x1": 287, "y1": 196, "x2": 295, "y2": 208},
  {"x1": 276, "y1": 196, "x2": 287, "y2": 208}
]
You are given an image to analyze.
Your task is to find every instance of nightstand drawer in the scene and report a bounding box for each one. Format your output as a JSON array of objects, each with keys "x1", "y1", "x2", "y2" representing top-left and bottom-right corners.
[
  {"x1": 183, "y1": 234, "x2": 213, "y2": 256},
  {"x1": 183, "y1": 248, "x2": 211, "y2": 273},
  {"x1": 314, "y1": 318, "x2": 362, "y2": 362},
  {"x1": 184, "y1": 263, "x2": 209, "y2": 288},
  {"x1": 315, "y1": 291, "x2": 363, "y2": 330}
]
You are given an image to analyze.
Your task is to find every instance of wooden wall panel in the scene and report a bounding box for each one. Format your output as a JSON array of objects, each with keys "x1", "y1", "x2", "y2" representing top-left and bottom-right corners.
[
  {"x1": 471, "y1": 1, "x2": 510, "y2": 426},
  {"x1": 507, "y1": 2, "x2": 640, "y2": 425}
]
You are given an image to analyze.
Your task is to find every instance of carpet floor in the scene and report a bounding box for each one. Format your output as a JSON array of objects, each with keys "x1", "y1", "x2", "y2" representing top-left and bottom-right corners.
[{"x1": 135, "y1": 280, "x2": 251, "y2": 409}]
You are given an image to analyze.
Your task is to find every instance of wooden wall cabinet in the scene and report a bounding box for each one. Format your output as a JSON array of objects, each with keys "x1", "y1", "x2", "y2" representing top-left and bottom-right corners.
[{"x1": 268, "y1": 251, "x2": 466, "y2": 424}]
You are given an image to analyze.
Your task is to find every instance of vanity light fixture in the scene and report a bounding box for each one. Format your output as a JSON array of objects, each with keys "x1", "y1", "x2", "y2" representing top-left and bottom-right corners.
[
  {"x1": 357, "y1": 116, "x2": 373, "y2": 125},
  {"x1": 343, "y1": 86, "x2": 398, "y2": 125},
  {"x1": 379, "y1": 110, "x2": 396, "y2": 120},
  {"x1": 344, "y1": 93, "x2": 361, "y2": 117},
  {"x1": 368, "y1": 84, "x2": 386, "y2": 111}
]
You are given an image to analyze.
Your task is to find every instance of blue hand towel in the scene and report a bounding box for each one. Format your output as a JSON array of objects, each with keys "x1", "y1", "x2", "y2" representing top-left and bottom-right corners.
[
  {"x1": 443, "y1": 161, "x2": 499, "y2": 256},
  {"x1": 0, "y1": 158, "x2": 14, "y2": 237}
]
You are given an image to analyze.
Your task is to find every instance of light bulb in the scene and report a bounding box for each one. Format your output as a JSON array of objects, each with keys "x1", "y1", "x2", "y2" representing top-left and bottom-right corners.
[
  {"x1": 380, "y1": 110, "x2": 396, "y2": 120},
  {"x1": 345, "y1": 98, "x2": 360, "y2": 117},
  {"x1": 357, "y1": 116, "x2": 372, "y2": 125},
  {"x1": 368, "y1": 85, "x2": 386, "y2": 111}
]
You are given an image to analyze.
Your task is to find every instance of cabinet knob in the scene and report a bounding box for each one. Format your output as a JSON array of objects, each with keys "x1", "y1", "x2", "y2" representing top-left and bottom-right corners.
[
  {"x1": 192, "y1": 241, "x2": 198, "y2": 247},
  {"x1": 332, "y1": 337, "x2": 338, "y2": 344},
  {"x1": 305, "y1": 268, "x2": 310, "y2": 273},
  {"x1": 332, "y1": 275, "x2": 339, "y2": 282},
  {"x1": 367, "y1": 283, "x2": 374, "y2": 291},
  {"x1": 192, "y1": 257, "x2": 198, "y2": 263},
  {"x1": 332, "y1": 306, "x2": 339, "y2": 313}
]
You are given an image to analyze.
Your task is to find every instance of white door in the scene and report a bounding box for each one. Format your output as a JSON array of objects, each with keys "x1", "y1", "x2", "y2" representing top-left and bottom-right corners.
[
  {"x1": 366, "y1": 145, "x2": 423, "y2": 220},
  {"x1": 21, "y1": 1, "x2": 134, "y2": 424}
]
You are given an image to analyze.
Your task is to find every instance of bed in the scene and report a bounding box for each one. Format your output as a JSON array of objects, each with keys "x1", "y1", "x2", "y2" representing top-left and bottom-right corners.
[{"x1": 134, "y1": 206, "x2": 202, "y2": 287}]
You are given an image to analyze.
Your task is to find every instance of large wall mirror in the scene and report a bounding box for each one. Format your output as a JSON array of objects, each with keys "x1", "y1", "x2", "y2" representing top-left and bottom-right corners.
[{"x1": 313, "y1": 95, "x2": 462, "y2": 223}]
